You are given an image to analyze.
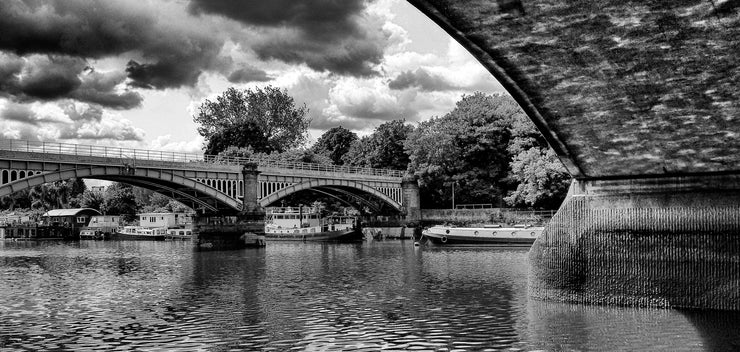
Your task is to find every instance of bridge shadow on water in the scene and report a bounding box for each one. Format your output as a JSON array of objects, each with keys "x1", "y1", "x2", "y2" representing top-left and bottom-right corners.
[{"x1": 523, "y1": 293, "x2": 740, "y2": 351}]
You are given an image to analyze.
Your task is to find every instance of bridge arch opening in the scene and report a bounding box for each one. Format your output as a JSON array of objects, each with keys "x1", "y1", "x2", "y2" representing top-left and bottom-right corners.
[
  {"x1": 0, "y1": 167, "x2": 243, "y2": 215},
  {"x1": 260, "y1": 180, "x2": 403, "y2": 216}
]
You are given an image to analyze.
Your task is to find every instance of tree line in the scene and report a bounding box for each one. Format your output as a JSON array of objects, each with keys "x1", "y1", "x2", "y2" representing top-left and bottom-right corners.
[
  {"x1": 194, "y1": 86, "x2": 571, "y2": 210},
  {"x1": 0, "y1": 180, "x2": 188, "y2": 221},
  {"x1": 1, "y1": 85, "x2": 571, "y2": 215}
]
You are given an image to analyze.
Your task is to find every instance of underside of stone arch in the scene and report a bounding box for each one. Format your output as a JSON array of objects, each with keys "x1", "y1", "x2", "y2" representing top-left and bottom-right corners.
[
  {"x1": 409, "y1": 0, "x2": 740, "y2": 179},
  {"x1": 408, "y1": 0, "x2": 740, "y2": 310}
]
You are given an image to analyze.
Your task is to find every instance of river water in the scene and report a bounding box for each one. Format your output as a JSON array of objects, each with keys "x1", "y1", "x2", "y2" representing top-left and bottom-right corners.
[{"x1": 0, "y1": 240, "x2": 738, "y2": 351}]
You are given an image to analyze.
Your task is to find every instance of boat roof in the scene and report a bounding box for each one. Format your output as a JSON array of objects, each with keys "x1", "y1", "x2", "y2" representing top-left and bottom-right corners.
[
  {"x1": 42, "y1": 208, "x2": 101, "y2": 217},
  {"x1": 267, "y1": 207, "x2": 318, "y2": 213}
]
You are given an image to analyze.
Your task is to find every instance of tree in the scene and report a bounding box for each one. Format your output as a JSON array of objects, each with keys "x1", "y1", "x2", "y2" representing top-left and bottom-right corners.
[
  {"x1": 70, "y1": 178, "x2": 86, "y2": 198},
  {"x1": 29, "y1": 184, "x2": 59, "y2": 210},
  {"x1": 342, "y1": 120, "x2": 413, "y2": 170},
  {"x1": 194, "y1": 86, "x2": 310, "y2": 155},
  {"x1": 78, "y1": 189, "x2": 105, "y2": 211},
  {"x1": 311, "y1": 126, "x2": 358, "y2": 165},
  {"x1": 406, "y1": 93, "x2": 517, "y2": 208},
  {"x1": 142, "y1": 192, "x2": 171, "y2": 212},
  {"x1": 0, "y1": 189, "x2": 32, "y2": 210},
  {"x1": 204, "y1": 120, "x2": 270, "y2": 155},
  {"x1": 504, "y1": 147, "x2": 571, "y2": 208},
  {"x1": 102, "y1": 183, "x2": 138, "y2": 222},
  {"x1": 139, "y1": 192, "x2": 191, "y2": 213},
  {"x1": 504, "y1": 110, "x2": 571, "y2": 208},
  {"x1": 218, "y1": 146, "x2": 332, "y2": 165}
]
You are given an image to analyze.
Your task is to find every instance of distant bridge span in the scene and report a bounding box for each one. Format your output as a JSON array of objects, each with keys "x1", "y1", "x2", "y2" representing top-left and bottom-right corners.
[{"x1": 0, "y1": 139, "x2": 419, "y2": 217}]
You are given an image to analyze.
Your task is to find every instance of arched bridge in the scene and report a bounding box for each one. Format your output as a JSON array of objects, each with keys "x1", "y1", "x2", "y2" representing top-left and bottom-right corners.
[{"x1": 0, "y1": 139, "x2": 419, "y2": 217}]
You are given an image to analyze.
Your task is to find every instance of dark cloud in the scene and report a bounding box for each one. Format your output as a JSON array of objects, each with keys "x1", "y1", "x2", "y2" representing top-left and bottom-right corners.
[
  {"x1": 388, "y1": 68, "x2": 456, "y2": 91},
  {"x1": 189, "y1": 0, "x2": 388, "y2": 76},
  {"x1": 188, "y1": 0, "x2": 365, "y2": 38},
  {"x1": 0, "y1": 53, "x2": 143, "y2": 109},
  {"x1": 253, "y1": 34, "x2": 384, "y2": 77},
  {"x1": 227, "y1": 66, "x2": 272, "y2": 83},
  {"x1": 0, "y1": 0, "x2": 223, "y2": 90},
  {"x1": 71, "y1": 69, "x2": 143, "y2": 110},
  {"x1": 0, "y1": 54, "x2": 24, "y2": 92},
  {"x1": 18, "y1": 56, "x2": 85, "y2": 99},
  {"x1": 0, "y1": 54, "x2": 84, "y2": 100},
  {"x1": 126, "y1": 60, "x2": 202, "y2": 90}
]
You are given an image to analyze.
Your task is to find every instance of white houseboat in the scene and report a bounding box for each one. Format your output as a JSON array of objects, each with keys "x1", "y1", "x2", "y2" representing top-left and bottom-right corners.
[
  {"x1": 421, "y1": 224, "x2": 544, "y2": 247},
  {"x1": 265, "y1": 207, "x2": 361, "y2": 242},
  {"x1": 111, "y1": 226, "x2": 167, "y2": 241},
  {"x1": 166, "y1": 228, "x2": 192, "y2": 240}
]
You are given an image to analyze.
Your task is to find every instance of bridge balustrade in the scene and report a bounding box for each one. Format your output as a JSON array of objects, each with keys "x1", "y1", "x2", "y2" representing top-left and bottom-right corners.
[{"x1": 0, "y1": 139, "x2": 404, "y2": 177}]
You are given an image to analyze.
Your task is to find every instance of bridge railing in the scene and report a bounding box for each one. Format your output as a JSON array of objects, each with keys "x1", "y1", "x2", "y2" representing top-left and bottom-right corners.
[{"x1": 0, "y1": 139, "x2": 405, "y2": 177}]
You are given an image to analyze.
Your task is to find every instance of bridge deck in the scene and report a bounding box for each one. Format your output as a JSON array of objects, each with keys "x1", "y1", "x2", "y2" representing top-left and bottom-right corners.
[{"x1": 0, "y1": 139, "x2": 404, "y2": 181}]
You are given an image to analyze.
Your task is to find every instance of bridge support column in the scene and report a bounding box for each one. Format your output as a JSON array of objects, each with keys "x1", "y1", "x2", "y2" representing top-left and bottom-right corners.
[
  {"x1": 529, "y1": 175, "x2": 740, "y2": 310},
  {"x1": 402, "y1": 173, "x2": 421, "y2": 224},
  {"x1": 191, "y1": 163, "x2": 266, "y2": 251},
  {"x1": 241, "y1": 163, "x2": 262, "y2": 213}
]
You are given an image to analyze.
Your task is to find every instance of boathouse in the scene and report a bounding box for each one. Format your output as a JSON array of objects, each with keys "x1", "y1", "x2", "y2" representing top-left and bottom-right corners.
[{"x1": 42, "y1": 208, "x2": 101, "y2": 229}]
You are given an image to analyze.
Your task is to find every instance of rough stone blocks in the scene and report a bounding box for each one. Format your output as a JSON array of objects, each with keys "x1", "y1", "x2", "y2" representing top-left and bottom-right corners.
[{"x1": 529, "y1": 176, "x2": 740, "y2": 310}]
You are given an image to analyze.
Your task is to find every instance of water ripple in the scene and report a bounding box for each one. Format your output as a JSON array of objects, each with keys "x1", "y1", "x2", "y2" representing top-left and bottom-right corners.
[{"x1": 0, "y1": 241, "x2": 738, "y2": 351}]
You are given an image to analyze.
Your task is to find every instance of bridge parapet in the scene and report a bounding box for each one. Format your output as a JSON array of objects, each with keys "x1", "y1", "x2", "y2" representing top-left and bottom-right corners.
[{"x1": 0, "y1": 139, "x2": 404, "y2": 178}]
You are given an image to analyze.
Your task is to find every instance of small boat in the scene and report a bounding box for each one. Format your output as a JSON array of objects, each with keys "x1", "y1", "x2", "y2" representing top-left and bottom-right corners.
[
  {"x1": 166, "y1": 228, "x2": 192, "y2": 240},
  {"x1": 110, "y1": 226, "x2": 167, "y2": 241},
  {"x1": 421, "y1": 224, "x2": 544, "y2": 247},
  {"x1": 79, "y1": 228, "x2": 106, "y2": 240},
  {"x1": 264, "y1": 207, "x2": 361, "y2": 242}
]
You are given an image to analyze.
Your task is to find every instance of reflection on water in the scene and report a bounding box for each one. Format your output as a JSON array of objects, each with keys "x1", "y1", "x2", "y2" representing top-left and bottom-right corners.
[{"x1": 0, "y1": 240, "x2": 738, "y2": 351}]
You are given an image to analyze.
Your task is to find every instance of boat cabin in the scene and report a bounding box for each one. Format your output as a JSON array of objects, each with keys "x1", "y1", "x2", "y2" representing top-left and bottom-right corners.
[
  {"x1": 266, "y1": 207, "x2": 321, "y2": 229},
  {"x1": 265, "y1": 207, "x2": 356, "y2": 235},
  {"x1": 137, "y1": 212, "x2": 193, "y2": 228}
]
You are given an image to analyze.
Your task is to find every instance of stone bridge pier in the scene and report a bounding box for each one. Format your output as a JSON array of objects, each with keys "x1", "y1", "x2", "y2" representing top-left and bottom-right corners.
[
  {"x1": 529, "y1": 175, "x2": 740, "y2": 310},
  {"x1": 192, "y1": 163, "x2": 266, "y2": 251}
]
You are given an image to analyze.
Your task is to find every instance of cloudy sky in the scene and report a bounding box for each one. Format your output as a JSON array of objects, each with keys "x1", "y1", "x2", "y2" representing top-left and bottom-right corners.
[{"x1": 0, "y1": 0, "x2": 505, "y2": 154}]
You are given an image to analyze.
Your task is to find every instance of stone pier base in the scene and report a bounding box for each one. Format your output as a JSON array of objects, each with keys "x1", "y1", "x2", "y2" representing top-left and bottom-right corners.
[
  {"x1": 192, "y1": 212, "x2": 266, "y2": 250},
  {"x1": 529, "y1": 175, "x2": 740, "y2": 310}
]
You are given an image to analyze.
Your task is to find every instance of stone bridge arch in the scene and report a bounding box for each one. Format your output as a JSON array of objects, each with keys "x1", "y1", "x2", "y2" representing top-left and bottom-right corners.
[
  {"x1": 0, "y1": 166, "x2": 242, "y2": 214},
  {"x1": 259, "y1": 179, "x2": 403, "y2": 213}
]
